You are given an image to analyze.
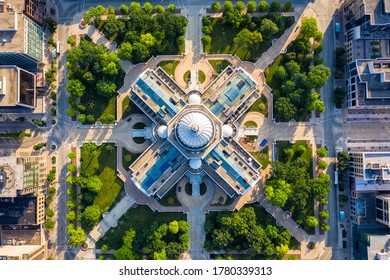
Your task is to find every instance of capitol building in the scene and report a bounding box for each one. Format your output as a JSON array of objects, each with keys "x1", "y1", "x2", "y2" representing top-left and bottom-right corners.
[{"x1": 128, "y1": 66, "x2": 262, "y2": 198}]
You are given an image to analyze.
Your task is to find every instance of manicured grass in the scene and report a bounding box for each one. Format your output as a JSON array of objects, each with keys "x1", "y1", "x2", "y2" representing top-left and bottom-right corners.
[
  {"x1": 244, "y1": 121, "x2": 257, "y2": 128},
  {"x1": 158, "y1": 185, "x2": 182, "y2": 207},
  {"x1": 264, "y1": 55, "x2": 283, "y2": 86},
  {"x1": 205, "y1": 17, "x2": 294, "y2": 61},
  {"x1": 81, "y1": 143, "x2": 123, "y2": 212},
  {"x1": 122, "y1": 147, "x2": 141, "y2": 171},
  {"x1": 157, "y1": 60, "x2": 180, "y2": 77},
  {"x1": 133, "y1": 122, "x2": 146, "y2": 129},
  {"x1": 183, "y1": 70, "x2": 191, "y2": 83},
  {"x1": 245, "y1": 135, "x2": 258, "y2": 143},
  {"x1": 208, "y1": 59, "x2": 232, "y2": 74},
  {"x1": 252, "y1": 146, "x2": 269, "y2": 170},
  {"x1": 122, "y1": 96, "x2": 143, "y2": 120},
  {"x1": 80, "y1": 71, "x2": 124, "y2": 124},
  {"x1": 249, "y1": 94, "x2": 268, "y2": 117},
  {"x1": 276, "y1": 140, "x2": 313, "y2": 174},
  {"x1": 198, "y1": 70, "x2": 206, "y2": 83},
  {"x1": 96, "y1": 205, "x2": 185, "y2": 249}
]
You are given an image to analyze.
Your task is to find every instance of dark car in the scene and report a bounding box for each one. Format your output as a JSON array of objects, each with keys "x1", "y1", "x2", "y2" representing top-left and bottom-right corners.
[{"x1": 126, "y1": 117, "x2": 132, "y2": 122}]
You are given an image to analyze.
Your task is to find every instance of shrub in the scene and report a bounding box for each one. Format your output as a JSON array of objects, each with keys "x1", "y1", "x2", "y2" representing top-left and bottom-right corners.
[
  {"x1": 67, "y1": 37, "x2": 76, "y2": 46},
  {"x1": 46, "y1": 208, "x2": 55, "y2": 218},
  {"x1": 44, "y1": 219, "x2": 55, "y2": 230},
  {"x1": 120, "y1": 4, "x2": 129, "y2": 14},
  {"x1": 211, "y1": 1, "x2": 221, "y2": 12},
  {"x1": 67, "y1": 163, "x2": 77, "y2": 173}
]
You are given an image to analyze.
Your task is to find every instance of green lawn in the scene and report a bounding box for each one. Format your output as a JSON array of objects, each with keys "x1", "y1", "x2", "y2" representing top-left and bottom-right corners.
[
  {"x1": 208, "y1": 59, "x2": 232, "y2": 74},
  {"x1": 276, "y1": 140, "x2": 312, "y2": 166},
  {"x1": 122, "y1": 96, "x2": 143, "y2": 120},
  {"x1": 96, "y1": 205, "x2": 185, "y2": 249},
  {"x1": 205, "y1": 17, "x2": 294, "y2": 61},
  {"x1": 183, "y1": 70, "x2": 191, "y2": 83},
  {"x1": 80, "y1": 143, "x2": 123, "y2": 212},
  {"x1": 249, "y1": 94, "x2": 268, "y2": 117},
  {"x1": 157, "y1": 60, "x2": 180, "y2": 77},
  {"x1": 158, "y1": 185, "x2": 182, "y2": 207},
  {"x1": 79, "y1": 71, "x2": 124, "y2": 124},
  {"x1": 264, "y1": 55, "x2": 283, "y2": 86},
  {"x1": 252, "y1": 146, "x2": 269, "y2": 170},
  {"x1": 244, "y1": 121, "x2": 257, "y2": 128},
  {"x1": 122, "y1": 147, "x2": 141, "y2": 171},
  {"x1": 198, "y1": 70, "x2": 206, "y2": 83}
]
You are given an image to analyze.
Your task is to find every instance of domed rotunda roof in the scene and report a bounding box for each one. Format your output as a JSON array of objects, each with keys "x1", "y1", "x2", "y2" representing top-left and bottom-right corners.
[
  {"x1": 188, "y1": 93, "x2": 201, "y2": 105},
  {"x1": 176, "y1": 112, "x2": 214, "y2": 149},
  {"x1": 189, "y1": 158, "x2": 202, "y2": 170},
  {"x1": 157, "y1": 125, "x2": 168, "y2": 138}
]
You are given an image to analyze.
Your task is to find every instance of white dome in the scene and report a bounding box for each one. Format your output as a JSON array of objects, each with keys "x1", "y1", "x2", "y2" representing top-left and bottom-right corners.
[
  {"x1": 157, "y1": 125, "x2": 168, "y2": 138},
  {"x1": 176, "y1": 112, "x2": 214, "y2": 149},
  {"x1": 188, "y1": 93, "x2": 201, "y2": 104},
  {"x1": 189, "y1": 158, "x2": 202, "y2": 170},
  {"x1": 222, "y1": 125, "x2": 233, "y2": 138}
]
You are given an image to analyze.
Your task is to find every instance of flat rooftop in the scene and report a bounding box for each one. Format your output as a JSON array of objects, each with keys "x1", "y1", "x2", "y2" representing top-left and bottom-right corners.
[
  {"x1": 204, "y1": 67, "x2": 258, "y2": 122},
  {"x1": 0, "y1": 0, "x2": 25, "y2": 53},
  {"x1": 0, "y1": 196, "x2": 37, "y2": 225},
  {"x1": 364, "y1": 0, "x2": 390, "y2": 25},
  {"x1": 357, "y1": 60, "x2": 390, "y2": 99},
  {"x1": 204, "y1": 140, "x2": 260, "y2": 195},
  {"x1": 131, "y1": 69, "x2": 185, "y2": 124},
  {"x1": 0, "y1": 156, "x2": 24, "y2": 198},
  {"x1": 131, "y1": 140, "x2": 187, "y2": 196}
]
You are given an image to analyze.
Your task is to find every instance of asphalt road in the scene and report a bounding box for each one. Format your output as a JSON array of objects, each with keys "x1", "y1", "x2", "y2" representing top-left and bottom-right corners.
[{"x1": 55, "y1": 0, "x2": 311, "y2": 22}]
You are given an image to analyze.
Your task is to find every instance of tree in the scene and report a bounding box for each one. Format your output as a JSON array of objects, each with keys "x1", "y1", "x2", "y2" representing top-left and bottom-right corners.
[
  {"x1": 233, "y1": 29, "x2": 262, "y2": 50},
  {"x1": 284, "y1": 148, "x2": 294, "y2": 159},
  {"x1": 119, "y1": 4, "x2": 129, "y2": 14},
  {"x1": 67, "y1": 37, "x2": 76, "y2": 46},
  {"x1": 269, "y1": 1, "x2": 281, "y2": 12},
  {"x1": 66, "y1": 108, "x2": 77, "y2": 117},
  {"x1": 285, "y1": 60, "x2": 300, "y2": 76},
  {"x1": 305, "y1": 216, "x2": 318, "y2": 228},
  {"x1": 258, "y1": 1, "x2": 269, "y2": 12},
  {"x1": 265, "y1": 179, "x2": 292, "y2": 207},
  {"x1": 68, "y1": 227, "x2": 86, "y2": 247},
  {"x1": 333, "y1": 87, "x2": 346, "y2": 108},
  {"x1": 275, "y1": 97, "x2": 297, "y2": 121},
  {"x1": 168, "y1": 4, "x2": 175, "y2": 13},
  {"x1": 153, "y1": 249, "x2": 167, "y2": 260},
  {"x1": 46, "y1": 18, "x2": 58, "y2": 33},
  {"x1": 82, "y1": 142, "x2": 98, "y2": 156},
  {"x1": 140, "y1": 33, "x2": 157, "y2": 48},
  {"x1": 178, "y1": 220, "x2": 190, "y2": 233},
  {"x1": 311, "y1": 173, "x2": 331, "y2": 201},
  {"x1": 225, "y1": 8, "x2": 244, "y2": 28},
  {"x1": 102, "y1": 62, "x2": 119, "y2": 76},
  {"x1": 316, "y1": 147, "x2": 327, "y2": 158},
  {"x1": 86, "y1": 115, "x2": 95, "y2": 124},
  {"x1": 46, "y1": 208, "x2": 55, "y2": 218},
  {"x1": 143, "y1": 2, "x2": 153, "y2": 14},
  {"x1": 308, "y1": 64, "x2": 331, "y2": 89},
  {"x1": 129, "y1": 2, "x2": 142, "y2": 13},
  {"x1": 87, "y1": 175, "x2": 103, "y2": 193},
  {"x1": 321, "y1": 222, "x2": 330, "y2": 231},
  {"x1": 169, "y1": 220, "x2": 179, "y2": 234},
  {"x1": 247, "y1": 1, "x2": 257, "y2": 13},
  {"x1": 201, "y1": 35, "x2": 212, "y2": 46},
  {"x1": 260, "y1": 18, "x2": 279, "y2": 38},
  {"x1": 81, "y1": 205, "x2": 101, "y2": 226},
  {"x1": 132, "y1": 42, "x2": 150, "y2": 63},
  {"x1": 103, "y1": 14, "x2": 125, "y2": 38},
  {"x1": 67, "y1": 163, "x2": 77, "y2": 173},
  {"x1": 44, "y1": 219, "x2": 55, "y2": 230},
  {"x1": 83, "y1": 5, "x2": 106, "y2": 26},
  {"x1": 155, "y1": 5, "x2": 165, "y2": 14},
  {"x1": 235, "y1": 1, "x2": 245, "y2": 11},
  {"x1": 212, "y1": 229, "x2": 233, "y2": 249},
  {"x1": 67, "y1": 199, "x2": 77, "y2": 209},
  {"x1": 223, "y1": 1, "x2": 234, "y2": 12},
  {"x1": 211, "y1": 1, "x2": 221, "y2": 12},
  {"x1": 66, "y1": 211, "x2": 76, "y2": 221},
  {"x1": 202, "y1": 25, "x2": 213, "y2": 34},
  {"x1": 317, "y1": 160, "x2": 328, "y2": 170},
  {"x1": 68, "y1": 152, "x2": 76, "y2": 160},
  {"x1": 314, "y1": 31, "x2": 324, "y2": 42},
  {"x1": 274, "y1": 65, "x2": 287, "y2": 81},
  {"x1": 77, "y1": 114, "x2": 86, "y2": 123},
  {"x1": 299, "y1": 17, "x2": 319, "y2": 39},
  {"x1": 114, "y1": 247, "x2": 135, "y2": 260},
  {"x1": 283, "y1": 1, "x2": 292, "y2": 11},
  {"x1": 275, "y1": 244, "x2": 289, "y2": 259},
  {"x1": 319, "y1": 210, "x2": 329, "y2": 219},
  {"x1": 46, "y1": 168, "x2": 56, "y2": 182},
  {"x1": 166, "y1": 242, "x2": 183, "y2": 259},
  {"x1": 106, "y1": 145, "x2": 114, "y2": 153},
  {"x1": 96, "y1": 79, "x2": 117, "y2": 97}
]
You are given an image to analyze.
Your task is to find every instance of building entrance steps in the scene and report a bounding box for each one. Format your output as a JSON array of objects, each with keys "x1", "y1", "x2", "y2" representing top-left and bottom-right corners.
[{"x1": 189, "y1": 173, "x2": 203, "y2": 196}]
